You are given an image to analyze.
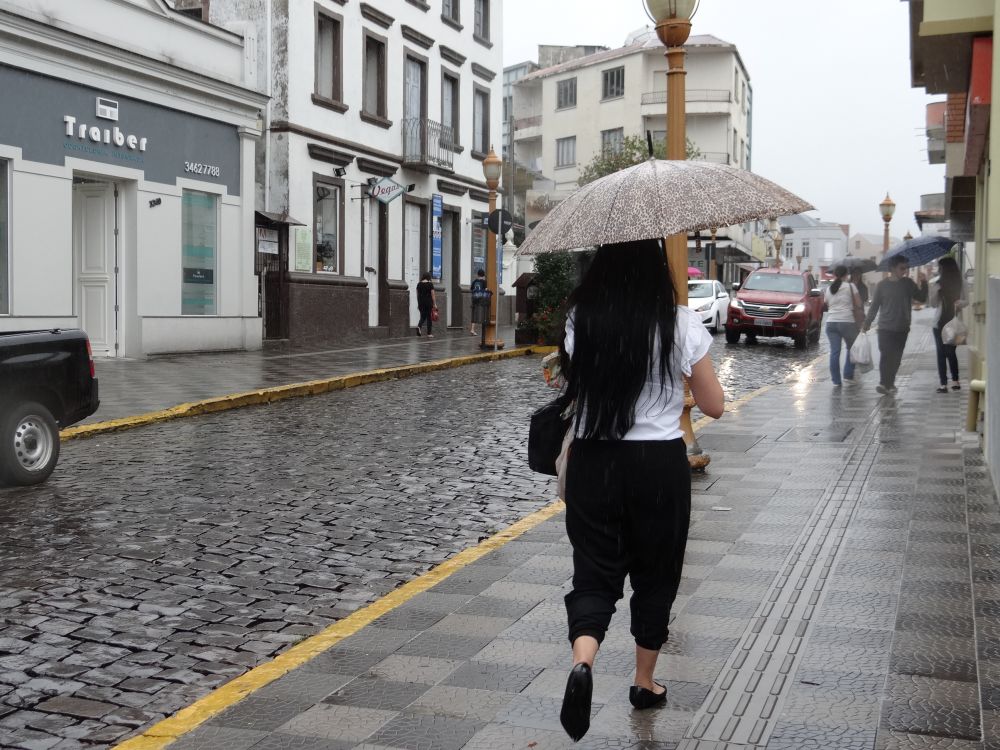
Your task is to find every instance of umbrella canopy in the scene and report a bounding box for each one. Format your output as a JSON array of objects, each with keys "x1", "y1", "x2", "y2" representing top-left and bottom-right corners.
[
  {"x1": 517, "y1": 159, "x2": 813, "y2": 255},
  {"x1": 687, "y1": 266, "x2": 704, "y2": 277},
  {"x1": 878, "y1": 235, "x2": 957, "y2": 271},
  {"x1": 838, "y1": 257, "x2": 878, "y2": 273}
]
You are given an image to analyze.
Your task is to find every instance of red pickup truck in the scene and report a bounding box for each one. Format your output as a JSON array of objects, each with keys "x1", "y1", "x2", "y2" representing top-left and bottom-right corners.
[{"x1": 726, "y1": 269, "x2": 824, "y2": 348}]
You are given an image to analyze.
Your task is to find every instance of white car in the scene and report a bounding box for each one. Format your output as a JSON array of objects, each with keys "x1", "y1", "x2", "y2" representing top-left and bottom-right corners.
[{"x1": 688, "y1": 280, "x2": 729, "y2": 334}]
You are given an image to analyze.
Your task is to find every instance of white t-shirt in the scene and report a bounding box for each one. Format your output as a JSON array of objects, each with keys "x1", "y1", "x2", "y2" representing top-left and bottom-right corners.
[
  {"x1": 824, "y1": 282, "x2": 859, "y2": 324},
  {"x1": 563, "y1": 305, "x2": 713, "y2": 441}
]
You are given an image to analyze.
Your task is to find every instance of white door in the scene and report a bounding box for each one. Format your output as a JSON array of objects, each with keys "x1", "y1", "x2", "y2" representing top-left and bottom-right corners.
[
  {"x1": 367, "y1": 200, "x2": 380, "y2": 327},
  {"x1": 405, "y1": 203, "x2": 422, "y2": 326},
  {"x1": 73, "y1": 183, "x2": 118, "y2": 357}
]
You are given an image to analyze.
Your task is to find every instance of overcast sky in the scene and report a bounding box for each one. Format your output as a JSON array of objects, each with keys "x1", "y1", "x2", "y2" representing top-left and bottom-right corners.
[{"x1": 502, "y1": 0, "x2": 944, "y2": 239}]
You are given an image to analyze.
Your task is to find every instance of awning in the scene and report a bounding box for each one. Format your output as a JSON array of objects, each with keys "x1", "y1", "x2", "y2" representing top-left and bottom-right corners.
[{"x1": 255, "y1": 210, "x2": 306, "y2": 226}]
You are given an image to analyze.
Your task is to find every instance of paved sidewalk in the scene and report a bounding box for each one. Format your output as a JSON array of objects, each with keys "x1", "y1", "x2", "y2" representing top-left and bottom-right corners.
[
  {"x1": 158, "y1": 322, "x2": 1000, "y2": 750},
  {"x1": 87, "y1": 326, "x2": 518, "y2": 423}
]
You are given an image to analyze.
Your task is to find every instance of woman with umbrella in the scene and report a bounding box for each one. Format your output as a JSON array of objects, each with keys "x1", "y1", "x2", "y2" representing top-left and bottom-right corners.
[{"x1": 557, "y1": 239, "x2": 724, "y2": 742}]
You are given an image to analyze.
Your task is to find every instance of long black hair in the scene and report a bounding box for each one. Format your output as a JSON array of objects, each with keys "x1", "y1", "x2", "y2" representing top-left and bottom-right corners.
[
  {"x1": 830, "y1": 265, "x2": 848, "y2": 295},
  {"x1": 938, "y1": 256, "x2": 962, "y2": 301},
  {"x1": 561, "y1": 238, "x2": 678, "y2": 440}
]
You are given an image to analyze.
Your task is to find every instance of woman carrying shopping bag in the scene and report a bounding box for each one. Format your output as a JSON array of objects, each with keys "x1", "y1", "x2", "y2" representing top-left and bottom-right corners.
[
  {"x1": 824, "y1": 265, "x2": 865, "y2": 387},
  {"x1": 931, "y1": 256, "x2": 965, "y2": 393}
]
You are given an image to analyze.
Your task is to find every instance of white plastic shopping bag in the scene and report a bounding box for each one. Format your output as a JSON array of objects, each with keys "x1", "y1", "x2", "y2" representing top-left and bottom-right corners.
[
  {"x1": 850, "y1": 331, "x2": 875, "y2": 373},
  {"x1": 941, "y1": 317, "x2": 968, "y2": 346}
]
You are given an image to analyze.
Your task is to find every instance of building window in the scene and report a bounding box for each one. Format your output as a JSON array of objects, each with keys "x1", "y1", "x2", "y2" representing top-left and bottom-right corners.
[
  {"x1": 801, "y1": 241, "x2": 810, "y2": 258},
  {"x1": 601, "y1": 128, "x2": 624, "y2": 155},
  {"x1": 442, "y1": 0, "x2": 459, "y2": 23},
  {"x1": 784, "y1": 241, "x2": 794, "y2": 260},
  {"x1": 0, "y1": 160, "x2": 7, "y2": 315},
  {"x1": 314, "y1": 179, "x2": 343, "y2": 273},
  {"x1": 442, "y1": 72, "x2": 460, "y2": 144},
  {"x1": 556, "y1": 136, "x2": 576, "y2": 168},
  {"x1": 363, "y1": 33, "x2": 387, "y2": 119},
  {"x1": 474, "y1": 0, "x2": 489, "y2": 41},
  {"x1": 502, "y1": 94, "x2": 511, "y2": 123},
  {"x1": 181, "y1": 190, "x2": 218, "y2": 316},
  {"x1": 734, "y1": 70, "x2": 740, "y2": 103},
  {"x1": 473, "y1": 86, "x2": 490, "y2": 154},
  {"x1": 557, "y1": 78, "x2": 577, "y2": 109},
  {"x1": 315, "y1": 8, "x2": 343, "y2": 103},
  {"x1": 602, "y1": 67, "x2": 625, "y2": 100},
  {"x1": 855, "y1": 240, "x2": 861, "y2": 250}
]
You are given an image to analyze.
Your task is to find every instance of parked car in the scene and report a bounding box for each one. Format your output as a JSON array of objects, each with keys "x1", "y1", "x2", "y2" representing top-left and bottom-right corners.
[
  {"x1": 0, "y1": 329, "x2": 99, "y2": 486},
  {"x1": 687, "y1": 280, "x2": 729, "y2": 334},
  {"x1": 726, "y1": 269, "x2": 824, "y2": 348}
]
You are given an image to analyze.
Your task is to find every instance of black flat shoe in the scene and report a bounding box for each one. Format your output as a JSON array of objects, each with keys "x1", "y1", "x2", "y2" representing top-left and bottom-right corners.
[
  {"x1": 560, "y1": 663, "x2": 592, "y2": 742},
  {"x1": 629, "y1": 683, "x2": 667, "y2": 710}
]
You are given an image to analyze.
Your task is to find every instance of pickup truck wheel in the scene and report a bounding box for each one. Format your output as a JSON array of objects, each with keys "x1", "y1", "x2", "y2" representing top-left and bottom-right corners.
[{"x1": 1, "y1": 402, "x2": 60, "y2": 486}]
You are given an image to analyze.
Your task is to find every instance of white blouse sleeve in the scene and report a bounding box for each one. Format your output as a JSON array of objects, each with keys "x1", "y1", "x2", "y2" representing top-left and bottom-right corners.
[
  {"x1": 563, "y1": 310, "x2": 575, "y2": 357},
  {"x1": 681, "y1": 308, "x2": 712, "y2": 376}
]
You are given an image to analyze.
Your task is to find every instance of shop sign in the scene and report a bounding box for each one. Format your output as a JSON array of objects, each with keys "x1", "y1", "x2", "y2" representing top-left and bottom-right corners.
[
  {"x1": 64, "y1": 115, "x2": 148, "y2": 152},
  {"x1": 431, "y1": 194, "x2": 443, "y2": 281},
  {"x1": 370, "y1": 177, "x2": 405, "y2": 204},
  {"x1": 256, "y1": 228, "x2": 279, "y2": 256}
]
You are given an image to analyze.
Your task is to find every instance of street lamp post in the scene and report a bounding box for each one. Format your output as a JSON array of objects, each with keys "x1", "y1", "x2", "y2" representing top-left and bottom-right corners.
[
  {"x1": 482, "y1": 147, "x2": 504, "y2": 350},
  {"x1": 645, "y1": 0, "x2": 709, "y2": 472},
  {"x1": 879, "y1": 192, "x2": 896, "y2": 258}
]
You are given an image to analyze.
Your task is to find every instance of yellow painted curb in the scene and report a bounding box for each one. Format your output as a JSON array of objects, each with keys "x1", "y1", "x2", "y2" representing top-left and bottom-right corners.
[
  {"x1": 113, "y1": 500, "x2": 566, "y2": 750},
  {"x1": 63, "y1": 346, "x2": 549, "y2": 442}
]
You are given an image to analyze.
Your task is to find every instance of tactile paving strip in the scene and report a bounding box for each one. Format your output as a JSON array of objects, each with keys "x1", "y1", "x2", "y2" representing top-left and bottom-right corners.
[{"x1": 678, "y1": 412, "x2": 883, "y2": 749}]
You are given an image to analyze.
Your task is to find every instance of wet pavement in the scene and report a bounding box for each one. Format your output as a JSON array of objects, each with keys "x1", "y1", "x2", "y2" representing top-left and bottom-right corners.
[{"x1": 2, "y1": 314, "x2": 992, "y2": 749}]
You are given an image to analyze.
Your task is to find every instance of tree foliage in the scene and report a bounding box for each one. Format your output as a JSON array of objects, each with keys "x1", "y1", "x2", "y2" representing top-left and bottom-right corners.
[
  {"x1": 578, "y1": 135, "x2": 701, "y2": 186},
  {"x1": 529, "y1": 252, "x2": 578, "y2": 344}
]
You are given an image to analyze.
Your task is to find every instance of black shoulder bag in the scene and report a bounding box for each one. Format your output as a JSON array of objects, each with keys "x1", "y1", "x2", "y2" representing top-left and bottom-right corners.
[{"x1": 527, "y1": 393, "x2": 573, "y2": 476}]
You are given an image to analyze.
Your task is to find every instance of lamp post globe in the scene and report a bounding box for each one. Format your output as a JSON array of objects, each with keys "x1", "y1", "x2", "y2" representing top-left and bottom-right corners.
[
  {"x1": 879, "y1": 193, "x2": 896, "y2": 224},
  {"x1": 643, "y1": 0, "x2": 699, "y2": 22},
  {"x1": 481, "y1": 146, "x2": 503, "y2": 350}
]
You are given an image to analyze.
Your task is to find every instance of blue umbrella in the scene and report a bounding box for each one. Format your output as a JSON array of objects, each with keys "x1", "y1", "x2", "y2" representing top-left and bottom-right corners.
[{"x1": 878, "y1": 235, "x2": 958, "y2": 271}]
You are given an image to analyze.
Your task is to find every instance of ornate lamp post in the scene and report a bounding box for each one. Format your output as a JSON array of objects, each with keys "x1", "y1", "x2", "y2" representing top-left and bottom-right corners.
[
  {"x1": 645, "y1": 0, "x2": 709, "y2": 471},
  {"x1": 879, "y1": 193, "x2": 896, "y2": 257},
  {"x1": 482, "y1": 147, "x2": 504, "y2": 350}
]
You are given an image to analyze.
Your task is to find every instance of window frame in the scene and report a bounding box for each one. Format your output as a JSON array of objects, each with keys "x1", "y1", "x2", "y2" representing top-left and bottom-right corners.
[
  {"x1": 555, "y1": 136, "x2": 576, "y2": 169},
  {"x1": 472, "y1": 83, "x2": 490, "y2": 158},
  {"x1": 474, "y1": 0, "x2": 490, "y2": 44},
  {"x1": 313, "y1": 4, "x2": 346, "y2": 112},
  {"x1": 312, "y1": 173, "x2": 346, "y2": 275},
  {"x1": 361, "y1": 29, "x2": 389, "y2": 125},
  {"x1": 442, "y1": 0, "x2": 460, "y2": 26},
  {"x1": 441, "y1": 68, "x2": 461, "y2": 150},
  {"x1": 600, "y1": 127, "x2": 624, "y2": 156},
  {"x1": 601, "y1": 66, "x2": 625, "y2": 101},
  {"x1": 181, "y1": 188, "x2": 220, "y2": 317},
  {"x1": 556, "y1": 78, "x2": 577, "y2": 110},
  {"x1": 801, "y1": 240, "x2": 810, "y2": 259},
  {"x1": 784, "y1": 240, "x2": 794, "y2": 259},
  {"x1": 0, "y1": 159, "x2": 9, "y2": 316}
]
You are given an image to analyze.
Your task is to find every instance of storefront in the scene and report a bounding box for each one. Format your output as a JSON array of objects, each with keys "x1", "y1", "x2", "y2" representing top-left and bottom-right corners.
[{"x1": 0, "y1": 1, "x2": 266, "y2": 357}]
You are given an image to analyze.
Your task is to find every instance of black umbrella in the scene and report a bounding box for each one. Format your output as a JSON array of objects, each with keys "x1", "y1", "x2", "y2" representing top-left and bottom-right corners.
[
  {"x1": 878, "y1": 235, "x2": 957, "y2": 271},
  {"x1": 839, "y1": 257, "x2": 878, "y2": 273}
]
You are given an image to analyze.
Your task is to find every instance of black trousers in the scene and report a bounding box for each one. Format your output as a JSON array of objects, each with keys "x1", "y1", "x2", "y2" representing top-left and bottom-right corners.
[
  {"x1": 564, "y1": 438, "x2": 690, "y2": 652},
  {"x1": 417, "y1": 304, "x2": 433, "y2": 334},
  {"x1": 933, "y1": 327, "x2": 959, "y2": 385},
  {"x1": 877, "y1": 329, "x2": 909, "y2": 390}
]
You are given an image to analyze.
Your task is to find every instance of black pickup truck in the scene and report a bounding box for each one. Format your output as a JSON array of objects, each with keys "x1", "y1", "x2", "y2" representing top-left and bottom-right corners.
[{"x1": 0, "y1": 330, "x2": 99, "y2": 486}]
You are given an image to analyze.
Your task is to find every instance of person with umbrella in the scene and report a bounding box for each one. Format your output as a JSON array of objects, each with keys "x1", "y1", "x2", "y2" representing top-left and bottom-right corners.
[
  {"x1": 862, "y1": 255, "x2": 929, "y2": 395},
  {"x1": 931, "y1": 256, "x2": 965, "y2": 393},
  {"x1": 557, "y1": 239, "x2": 724, "y2": 742}
]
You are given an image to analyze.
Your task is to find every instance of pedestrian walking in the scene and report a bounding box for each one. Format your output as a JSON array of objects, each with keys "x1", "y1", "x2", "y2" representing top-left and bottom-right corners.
[
  {"x1": 556, "y1": 239, "x2": 724, "y2": 743},
  {"x1": 849, "y1": 269, "x2": 870, "y2": 307},
  {"x1": 415, "y1": 273, "x2": 436, "y2": 338},
  {"x1": 469, "y1": 269, "x2": 488, "y2": 336},
  {"x1": 824, "y1": 265, "x2": 864, "y2": 387},
  {"x1": 931, "y1": 256, "x2": 964, "y2": 393},
  {"x1": 862, "y1": 256, "x2": 928, "y2": 395}
]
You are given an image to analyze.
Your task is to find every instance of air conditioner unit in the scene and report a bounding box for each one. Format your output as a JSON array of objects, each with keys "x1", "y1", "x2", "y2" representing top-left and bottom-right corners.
[{"x1": 96, "y1": 98, "x2": 119, "y2": 121}]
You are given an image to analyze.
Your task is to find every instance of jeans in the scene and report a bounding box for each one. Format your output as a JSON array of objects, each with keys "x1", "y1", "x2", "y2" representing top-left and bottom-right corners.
[
  {"x1": 563, "y1": 438, "x2": 690, "y2": 651},
  {"x1": 933, "y1": 327, "x2": 959, "y2": 385},
  {"x1": 417, "y1": 305, "x2": 433, "y2": 335},
  {"x1": 877, "y1": 329, "x2": 909, "y2": 390},
  {"x1": 826, "y1": 321, "x2": 859, "y2": 385}
]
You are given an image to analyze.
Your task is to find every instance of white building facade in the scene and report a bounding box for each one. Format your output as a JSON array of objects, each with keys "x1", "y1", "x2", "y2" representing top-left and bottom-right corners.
[
  {"x1": 513, "y1": 31, "x2": 754, "y2": 283},
  {"x1": 777, "y1": 214, "x2": 850, "y2": 275},
  {"x1": 0, "y1": 0, "x2": 266, "y2": 357},
  {"x1": 210, "y1": 0, "x2": 504, "y2": 344}
]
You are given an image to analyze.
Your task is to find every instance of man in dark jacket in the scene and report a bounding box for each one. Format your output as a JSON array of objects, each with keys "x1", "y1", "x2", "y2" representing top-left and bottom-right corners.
[{"x1": 863, "y1": 255, "x2": 928, "y2": 394}]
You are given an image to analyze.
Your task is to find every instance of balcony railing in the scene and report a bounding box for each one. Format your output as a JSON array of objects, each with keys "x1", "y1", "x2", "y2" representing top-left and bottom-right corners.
[
  {"x1": 514, "y1": 115, "x2": 543, "y2": 130},
  {"x1": 641, "y1": 89, "x2": 732, "y2": 106},
  {"x1": 402, "y1": 118, "x2": 455, "y2": 171}
]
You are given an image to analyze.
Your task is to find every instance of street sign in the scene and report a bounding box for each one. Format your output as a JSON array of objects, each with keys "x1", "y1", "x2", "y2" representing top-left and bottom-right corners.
[
  {"x1": 487, "y1": 209, "x2": 513, "y2": 236},
  {"x1": 369, "y1": 177, "x2": 406, "y2": 204}
]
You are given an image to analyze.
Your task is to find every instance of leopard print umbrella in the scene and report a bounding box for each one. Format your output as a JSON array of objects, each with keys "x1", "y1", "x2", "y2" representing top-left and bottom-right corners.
[{"x1": 517, "y1": 159, "x2": 813, "y2": 255}]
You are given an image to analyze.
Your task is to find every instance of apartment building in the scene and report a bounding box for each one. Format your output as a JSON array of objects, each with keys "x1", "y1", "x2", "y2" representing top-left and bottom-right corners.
[
  {"x1": 512, "y1": 29, "x2": 753, "y2": 283},
  {"x1": 210, "y1": 0, "x2": 504, "y2": 344},
  {"x1": 777, "y1": 215, "x2": 850, "y2": 275}
]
